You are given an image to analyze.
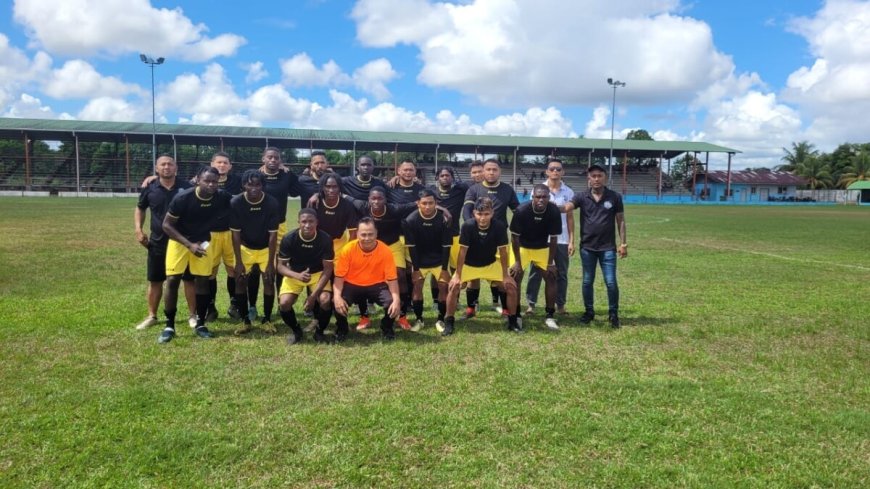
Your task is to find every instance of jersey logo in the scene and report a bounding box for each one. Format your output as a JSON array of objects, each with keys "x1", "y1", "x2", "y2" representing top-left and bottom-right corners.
[{"x1": 604, "y1": 201, "x2": 613, "y2": 209}]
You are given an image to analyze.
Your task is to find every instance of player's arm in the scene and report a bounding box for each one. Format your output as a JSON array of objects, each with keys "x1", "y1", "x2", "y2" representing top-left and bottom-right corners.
[
  {"x1": 385, "y1": 278, "x2": 401, "y2": 319},
  {"x1": 163, "y1": 214, "x2": 204, "y2": 256},
  {"x1": 134, "y1": 206, "x2": 148, "y2": 248},
  {"x1": 566, "y1": 208, "x2": 575, "y2": 256},
  {"x1": 449, "y1": 246, "x2": 468, "y2": 291},
  {"x1": 616, "y1": 212, "x2": 627, "y2": 258},
  {"x1": 499, "y1": 244, "x2": 515, "y2": 287},
  {"x1": 509, "y1": 233, "x2": 523, "y2": 277},
  {"x1": 265, "y1": 230, "x2": 277, "y2": 282},
  {"x1": 140, "y1": 175, "x2": 157, "y2": 188},
  {"x1": 332, "y1": 276, "x2": 347, "y2": 316},
  {"x1": 310, "y1": 260, "x2": 333, "y2": 298},
  {"x1": 436, "y1": 205, "x2": 452, "y2": 225},
  {"x1": 231, "y1": 229, "x2": 246, "y2": 276}
]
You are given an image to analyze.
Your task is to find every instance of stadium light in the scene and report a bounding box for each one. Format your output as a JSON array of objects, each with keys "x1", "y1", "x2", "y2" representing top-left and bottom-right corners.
[
  {"x1": 607, "y1": 77, "x2": 626, "y2": 181},
  {"x1": 140, "y1": 54, "x2": 165, "y2": 172}
]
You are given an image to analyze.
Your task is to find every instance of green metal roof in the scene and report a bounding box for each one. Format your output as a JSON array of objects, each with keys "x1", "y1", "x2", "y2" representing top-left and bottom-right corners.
[
  {"x1": 846, "y1": 180, "x2": 870, "y2": 190},
  {"x1": 0, "y1": 117, "x2": 740, "y2": 158}
]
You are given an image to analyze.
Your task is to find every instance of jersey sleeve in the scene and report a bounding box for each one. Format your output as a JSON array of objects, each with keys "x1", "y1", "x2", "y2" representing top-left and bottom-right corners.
[
  {"x1": 322, "y1": 235, "x2": 335, "y2": 261},
  {"x1": 547, "y1": 205, "x2": 563, "y2": 236},
  {"x1": 462, "y1": 186, "x2": 476, "y2": 221},
  {"x1": 508, "y1": 187, "x2": 520, "y2": 210},
  {"x1": 228, "y1": 199, "x2": 242, "y2": 231},
  {"x1": 166, "y1": 191, "x2": 185, "y2": 218},
  {"x1": 277, "y1": 233, "x2": 293, "y2": 260},
  {"x1": 136, "y1": 186, "x2": 150, "y2": 210},
  {"x1": 334, "y1": 246, "x2": 350, "y2": 278},
  {"x1": 459, "y1": 222, "x2": 473, "y2": 247},
  {"x1": 614, "y1": 193, "x2": 624, "y2": 213},
  {"x1": 381, "y1": 247, "x2": 398, "y2": 281},
  {"x1": 495, "y1": 222, "x2": 509, "y2": 247},
  {"x1": 509, "y1": 208, "x2": 523, "y2": 235},
  {"x1": 343, "y1": 198, "x2": 359, "y2": 230},
  {"x1": 266, "y1": 197, "x2": 280, "y2": 232},
  {"x1": 401, "y1": 218, "x2": 417, "y2": 247}
]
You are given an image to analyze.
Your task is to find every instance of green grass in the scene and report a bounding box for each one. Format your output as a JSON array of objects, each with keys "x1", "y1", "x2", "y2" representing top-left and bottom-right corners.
[{"x1": 1, "y1": 198, "x2": 868, "y2": 488}]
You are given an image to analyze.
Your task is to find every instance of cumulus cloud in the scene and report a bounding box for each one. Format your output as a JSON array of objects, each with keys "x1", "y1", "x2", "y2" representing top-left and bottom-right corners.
[
  {"x1": 280, "y1": 53, "x2": 350, "y2": 87},
  {"x1": 0, "y1": 33, "x2": 52, "y2": 109},
  {"x1": 351, "y1": 58, "x2": 398, "y2": 100},
  {"x1": 13, "y1": 0, "x2": 245, "y2": 61},
  {"x1": 3, "y1": 93, "x2": 57, "y2": 118},
  {"x1": 160, "y1": 63, "x2": 246, "y2": 117},
  {"x1": 43, "y1": 60, "x2": 143, "y2": 99},
  {"x1": 243, "y1": 61, "x2": 268, "y2": 84},
  {"x1": 78, "y1": 96, "x2": 150, "y2": 122},
  {"x1": 247, "y1": 84, "x2": 313, "y2": 123}
]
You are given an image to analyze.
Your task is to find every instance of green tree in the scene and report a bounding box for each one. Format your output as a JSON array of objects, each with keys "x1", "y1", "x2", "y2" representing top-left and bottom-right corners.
[
  {"x1": 778, "y1": 141, "x2": 818, "y2": 172},
  {"x1": 837, "y1": 148, "x2": 870, "y2": 188},
  {"x1": 625, "y1": 129, "x2": 653, "y2": 140},
  {"x1": 669, "y1": 153, "x2": 700, "y2": 187},
  {"x1": 795, "y1": 156, "x2": 832, "y2": 200}
]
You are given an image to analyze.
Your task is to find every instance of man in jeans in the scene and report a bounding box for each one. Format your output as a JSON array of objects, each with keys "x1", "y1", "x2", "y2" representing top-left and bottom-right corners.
[
  {"x1": 525, "y1": 158, "x2": 574, "y2": 316},
  {"x1": 560, "y1": 164, "x2": 627, "y2": 328}
]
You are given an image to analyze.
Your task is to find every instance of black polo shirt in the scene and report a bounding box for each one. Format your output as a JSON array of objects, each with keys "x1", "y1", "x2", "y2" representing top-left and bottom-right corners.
[
  {"x1": 386, "y1": 181, "x2": 425, "y2": 205},
  {"x1": 462, "y1": 181, "x2": 519, "y2": 225},
  {"x1": 262, "y1": 170, "x2": 299, "y2": 224},
  {"x1": 459, "y1": 219, "x2": 508, "y2": 267},
  {"x1": 296, "y1": 174, "x2": 321, "y2": 206},
  {"x1": 166, "y1": 188, "x2": 232, "y2": 243},
  {"x1": 403, "y1": 209, "x2": 452, "y2": 269},
  {"x1": 212, "y1": 172, "x2": 242, "y2": 232},
  {"x1": 352, "y1": 200, "x2": 416, "y2": 245},
  {"x1": 137, "y1": 178, "x2": 192, "y2": 246},
  {"x1": 342, "y1": 175, "x2": 386, "y2": 200},
  {"x1": 430, "y1": 181, "x2": 468, "y2": 236},
  {"x1": 570, "y1": 187, "x2": 624, "y2": 252},
  {"x1": 509, "y1": 201, "x2": 562, "y2": 249},
  {"x1": 229, "y1": 193, "x2": 280, "y2": 250},
  {"x1": 278, "y1": 229, "x2": 334, "y2": 274},
  {"x1": 317, "y1": 196, "x2": 359, "y2": 240}
]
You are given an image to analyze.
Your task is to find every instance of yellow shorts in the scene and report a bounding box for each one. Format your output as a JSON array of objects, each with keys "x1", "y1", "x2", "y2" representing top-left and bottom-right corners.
[
  {"x1": 210, "y1": 230, "x2": 235, "y2": 270},
  {"x1": 388, "y1": 241, "x2": 405, "y2": 268},
  {"x1": 448, "y1": 235, "x2": 460, "y2": 269},
  {"x1": 280, "y1": 271, "x2": 333, "y2": 296},
  {"x1": 512, "y1": 247, "x2": 550, "y2": 271},
  {"x1": 333, "y1": 230, "x2": 349, "y2": 255},
  {"x1": 277, "y1": 222, "x2": 288, "y2": 242},
  {"x1": 460, "y1": 261, "x2": 504, "y2": 284},
  {"x1": 400, "y1": 235, "x2": 412, "y2": 264},
  {"x1": 166, "y1": 239, "x2": 213, "y2": 276},
  {"x1": 418, "y1": 265, "x2": 449, "y2": 282},
  {"x1": 241, "y1": 246, "x2": 270, "y2": 272}
]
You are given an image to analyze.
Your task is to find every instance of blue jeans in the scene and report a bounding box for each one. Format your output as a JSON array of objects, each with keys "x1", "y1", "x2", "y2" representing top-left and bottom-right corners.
[
  {"x1": 525, "y1": 244, "x2": 569, "y2": 308},
  {"x1": 580, "y1": 248, "x2": 619, "y2": 315}
]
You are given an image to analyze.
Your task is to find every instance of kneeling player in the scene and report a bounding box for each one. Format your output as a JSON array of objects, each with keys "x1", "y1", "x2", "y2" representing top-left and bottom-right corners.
[
  {"x1": 277, "y1": 209, "x2": 335, "y2": 344},
  {"x1": 444, "y1": 197, "x2": 519, "y2": 336}
]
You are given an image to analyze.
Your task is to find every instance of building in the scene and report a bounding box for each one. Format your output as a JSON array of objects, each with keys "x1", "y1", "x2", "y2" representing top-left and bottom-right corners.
[{"x1": 693, "y1": 170, "x2": 807, "y2": 202}]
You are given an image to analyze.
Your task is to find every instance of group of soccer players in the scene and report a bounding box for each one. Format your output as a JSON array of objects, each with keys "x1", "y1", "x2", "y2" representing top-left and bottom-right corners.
[{"x1": 135, "y1": 148, "x2": 622, "y2": 344}]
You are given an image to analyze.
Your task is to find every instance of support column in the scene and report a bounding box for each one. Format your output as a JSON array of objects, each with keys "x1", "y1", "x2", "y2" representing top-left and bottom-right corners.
[
  {"x1": 24, "y1": 133, "x2": 31, "y2": 190},
  {"x1": 621, "y1": 152, "x2": 627, "y2": 195},
  {"x1": 658, "y1": 154, "x2": 663, "y2": 200},
  {"x1": 125, "y1": 135, "x2": 131, "y2": 193},
  {"x1": 726, "y1": 153, "x2": 733, "y2": 202},
  {"x1": 75, "y1": 133, "x2": 81, "y2": 196},
  {"x1": 691, "y1": 152, "x2": 698, "y2": 200},
  {"x1": 704, "y1": 151, "x2": 710, "y2": 200}
]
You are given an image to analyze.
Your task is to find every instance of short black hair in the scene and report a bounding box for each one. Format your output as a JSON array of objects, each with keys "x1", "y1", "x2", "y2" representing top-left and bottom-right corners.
[
  {"x1": 212, "y1": 151, "x2": 231, "y2": 161},
  {"x1": 358, "y1": 216, "x2": 376, "y2": 227},
  {"x1": 588, "y1": 163, "x2": 606, "y2": 173},
  {"x1": 298, "y1": 207, "x2": 317, "y2": 219},
  {"x1": 473, "y1": 196, "x2": 493, "y2": 211},
  {"x1": 483, "y1": 158, "x2": 501, "y2": 167},
  {"x1": 532, "y1": 183, "x2": 549, "y2": 195},
  {"x1": 469, "y1": 160, "x2": 484, "y2": 169},
  {"x1": 418, "y1": 188, "x2": 436, "y2": 200},
  {"x1": 197, "y1": 166, "x2": 220, "y2": 178},
  {"x1": 263, "y1": 146, "x2": 282, "y2": 156},
  {"x1": 311, "y1": 150, "x2": 326, "y2": 158},
  {"x1": 547, "y1": 157, "x2": 563, "y2": 166},
  {"x1": 369, "y1": 186, "x2": 387, "y2": 197},
  {"x1": 241, "y1": 169, "x2": 265, "y2": 186},
  {"x1": 438, "y1": 166, "x2": 456, "y2": 179}
]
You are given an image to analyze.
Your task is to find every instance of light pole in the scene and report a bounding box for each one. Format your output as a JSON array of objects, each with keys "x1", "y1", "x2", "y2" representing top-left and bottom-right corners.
[
  {"x1": 607, "y1": 77, "x2": 626, "y2": 181},
  {"x1": 140, "y1": 54, "x2": 165, "y2": 172}
]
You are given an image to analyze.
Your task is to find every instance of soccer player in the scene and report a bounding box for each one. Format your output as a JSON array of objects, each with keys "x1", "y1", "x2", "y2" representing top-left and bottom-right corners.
[
  {"x1": 402, "y1": 188, "x2": 452, "y2": 332},
  {"x1": 560, "y1": 163, "x2": 628, "y2": 328},
  {"x1": 509, "y1": 184, "x2": 562, "y2": 330},
  {"x1": 315, "y1": 172, "x2": 359, "y2": 254},
  {"x1": 342, "y1": 155, "x2": 385, "y2": 200},
  {"x1": 525, "y1": 158, "x2": 574, "y2": 316},
  {"x1": 158, "y1": 166, "x2": 232, "y2": 343},
  {"x1": 461, "y1": 158, "x2": 519, "y2": 318},
  {"x1": 462, "y1": 160, "x2": 485, "y2": 314},
  {"x1": 333, "y1": 218, "x2": 402, "y2": 341},
  {"x1": 298, "y1": 150, "x2": 330, "y2": 206},
  {"x1": 230, "y1": 170, "x2": 280, "y2": 335},
  {"x1": 386, "y1": 159, "x2": 426, "y2": 205},
  {"x1": 205, "y1": 151, "x2": 243, "y2": 320},
  {"x1": 430, "y1": 166, "x2": 468, "y2": 305},
  {"x1": 133, "y1": 155, "x2": 197, "y2": 330},
  {"x1": 444, "y1": 197, "x2": 520, "y2": 336},
  {"x1": 277, "y1": 208, "x2": 335, "y2": 344}
]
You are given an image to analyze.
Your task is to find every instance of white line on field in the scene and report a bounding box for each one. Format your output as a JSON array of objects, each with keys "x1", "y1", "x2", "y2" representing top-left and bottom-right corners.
[
  {"x1": 658, "y1": 237, "x2": 870, "y2": 272},
  {"x1": 632, "y1": 218, "x2": 671, "y2": 225}
]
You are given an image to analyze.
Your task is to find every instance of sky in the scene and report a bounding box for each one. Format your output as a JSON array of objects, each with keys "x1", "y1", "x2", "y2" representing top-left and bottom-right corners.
[{"x1": 1, "y1": 0, "x2": 869, "y2": 170}]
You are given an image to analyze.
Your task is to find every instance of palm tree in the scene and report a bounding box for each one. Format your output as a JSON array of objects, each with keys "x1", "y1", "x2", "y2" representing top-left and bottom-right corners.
[
  {"x1": 795, "y1": 156, "x2": 833, "y2": 200},
  {"x1": 778, "y1": 141, "x2": 818, "y2": 172},
  {"x1": 837, "y1": 149, "x2": 870, "y2": 188}
]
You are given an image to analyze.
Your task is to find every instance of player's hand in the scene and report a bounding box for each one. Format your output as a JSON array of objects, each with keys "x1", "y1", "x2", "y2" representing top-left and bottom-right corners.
[
  {"x1": 546, "y1": 264, "x2": 558, "y2": 278},
  {"x1": 617, "y1": 244, "x2": 628, "y2": 259},
  {"x1": 234, "y1": 262, "x2": 247, "y2": 278},
  {"x1": 334, "y1": 296, "x2": 348, "y2": 316},
  {"x1": 140, "y1": 175, "x2": 157, "y2": 188},
  {"x1": 307, "y1": 194, "x2": 320, "y2": 209},
  {"x1": 439, "y1": 270, "x2": 451, "y2": 284},
  {"x1": 567, "y1": 242, "x2": 575, "y2": 256},
  {"x1": 302, "y1": 294, "x2": 316, "y2": 312},
  {"x1": 297, "y1": 267, "x2": 312, "y2": 283},
  {"x1": 509, "y1": 262, "x2": 522, "y2": 278},
  {"x1": 264, "y1": 264, "x2": 275, "y2": 284},
  {"x1": 387, "y1": 300, "x2": 401, "y2": 319},
  {"x1": 189, "y1": 242, "x2": 206, "y2": 257},
  {"x1": 449, "y1": 273, "x2": 462, "y2": 291},
  {"x1": 386, "y1": 175, "x2": 399, "y2": 188},
  {"x1": 136, "y1": 231, "x2": 149, "y2": 248},
  {"x1": 502, "y1": 275, "x2": 516, "y2": 288}
]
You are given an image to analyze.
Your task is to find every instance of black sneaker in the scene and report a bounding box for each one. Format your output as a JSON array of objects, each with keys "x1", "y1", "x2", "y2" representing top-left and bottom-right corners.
[
  {"x1": 287, "y1": 329, "x2": 303, "y2": 345},
  {"x1": 313, "y1": 330, "x2": 334, "y2": 344},
  {"x1": 157, "y1": 328, "x2": 175, "y2": 344},
  {"x1": 609, "y1": 313, "x2": 620, "y2": 329},
  {"x1": 206, "y1": 306, "x2": 218, "y2": 322},
  {"x1": 382, "y1": 325, "x2": 396, "y2": 341},
  {"x1": 441, "y1": 321, "x2": 455, "y2": 337},
  {"x1": 227, "y1": 304, "x2": 241, "y2": 320},
  {"x1": 194, "y1": 326, "x2": 214, "y2": 339},
  {"x1": 579, "y1": 311, "x2": 595, "y2": 325}
]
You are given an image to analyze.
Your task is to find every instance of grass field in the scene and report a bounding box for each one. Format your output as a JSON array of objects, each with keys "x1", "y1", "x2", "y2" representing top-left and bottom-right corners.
[{"x1": 1, "y1": 197, "x2": 868, "y2": 488}]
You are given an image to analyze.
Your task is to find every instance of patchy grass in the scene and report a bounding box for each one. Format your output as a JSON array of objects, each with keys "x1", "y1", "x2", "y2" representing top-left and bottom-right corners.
[{"x1": 0, "y1": 198, "x2": 868, "y2": 488}]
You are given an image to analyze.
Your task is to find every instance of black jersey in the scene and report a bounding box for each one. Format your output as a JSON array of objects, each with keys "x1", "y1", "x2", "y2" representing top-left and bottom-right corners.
[
  {"x1": 296, "y1": 174, "x2": 321, "y2": 206},
  {"x1": 459, "y1": 219, "x2": 509, "y2": 268},
  {"x1": 212, "y1": 172, "x2": 242, "y2": 232},
  {"x1": 386, "y1": 181, "x2": 425, "y2": 205},
  {"x1": 278, "y1": 229, "x2": 334, "y2": 274},
  {"x1": 462, "y1": 182, "x2": 519, "y2": 225},
  {"x1": 352, "y1": 199, "x2": 416, "y2": 245},
  {"x1": 317, "y1": 196, "x2": 359, "y2": 240},
  {"x1": 229, "y1": 193, "x2": 280, "y2": 250},
  {"x1": 137, "y1": 178, "x2": 192, "y2": 246},
  {"x1": 509, "y1": 202, "x2": 562, "y2": 249},
  {"x1": 166, "y1": 188, "x2": 232, "y2": 243},
  {"x1": 342, "y1": 175, "x2": 386, "y2": 200},
  {"x1": 262, "y1": 170, "x2": 299, "y2": 224},
  {"x1": 570, "y1": 188, "x2": 625, "y2": 252},
  {"x1": 403, "y1": 209, "x2": 452, "y2": 269},
  {"x1": 430, "y1": 181, "x2": 468, "y2": 236}
]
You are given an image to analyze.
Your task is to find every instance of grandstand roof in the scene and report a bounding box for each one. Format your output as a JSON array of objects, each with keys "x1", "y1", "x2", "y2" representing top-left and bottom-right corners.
[
  {"x1": 846, "y1": 180, "x2": 870, "y2": 190},
  {"x1": 0, "y1": 117, "x2": 740, "y2": 159},
  {"x1": 700, "y1": 170, "x2": 806, "y2": 186}
]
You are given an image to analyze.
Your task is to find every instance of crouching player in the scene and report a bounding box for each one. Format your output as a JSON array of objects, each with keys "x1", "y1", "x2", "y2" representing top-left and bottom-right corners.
[
  {"x1": 443, "y1": 197, "x2": 519, "y2": 336},
  {"x1": 277, "y1": 209, "x2": 335, "y2": 344}
]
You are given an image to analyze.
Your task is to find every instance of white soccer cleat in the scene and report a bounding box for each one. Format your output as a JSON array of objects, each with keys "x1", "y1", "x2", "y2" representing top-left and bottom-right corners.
[
  {"x1": 135, "y1": 316, "x2": 159, "y2": 330},
  {"x1": 545, "y1": 317, "x2": 559, "y2": 330},
  {"x1": 435, "y1": 320, "x2": 446, "y2": 333},
  {"x1": 411, "y1": 319, "x2": 425, "y2": 332},
  {"x1": 188, "y1": 315, "x2": 198, "y2": 328}
]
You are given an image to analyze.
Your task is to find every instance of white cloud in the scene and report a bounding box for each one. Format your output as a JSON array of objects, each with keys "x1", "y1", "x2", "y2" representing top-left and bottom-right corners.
[
  {"x1": 13, "y1": 0, "x2": 245, "y2": 61},
  {"x1": 247, "y1": 84, "x2": 313, "y2": 123},
  {"x1": 352, "y1": 0, "x2": 733, "y2": 106},
  {"x1": 280, "y1": 53, "x2": 349, "y2": 87},
  {"x1": 43, "y1": 60, "x2": 143, "y2": 99},
  {"x1": 3, "y1": 93, "x2": 57, "y2": 118},
  {"x1": 78, "y1": 96, "x2": 149, "y2": 122},
  {"x1": 0, "y1": 33, "x2": 52, "y2": 109},
  {"x1": 351, "y1": 58, "x2": 398, "y2": 100},
  {"x1": 160, "y1": 63, "x2": 245, "y2": 118},
  {"x1": 703, "y1": 91, "x2": 801, "y2": 162},
  {"x1": 482, "y1": 107, "x2": 577, "y2": 137},
  {"x1": 243, "y1": 61, "x2": 268, "y2": 84}
]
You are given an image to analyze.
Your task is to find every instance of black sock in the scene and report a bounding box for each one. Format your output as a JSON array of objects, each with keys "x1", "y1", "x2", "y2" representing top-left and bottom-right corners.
[
  {"x1": 208, "y1": 279, "x2": 217, "y2": 308},
  {"x1": 491, "y1": 285, "x2": 500, "y2": 304},
  {"x1": 227, "y1": 277, "x2": 236, "y2": 306},
  {"x1": 235, "y1": 293, "x2": 249, "y2": 323},
  {"x1": 263, "y1": 294, "x2": 274, "y2": 321},
  {"x1": 412, "y1": 300, "x2": 424, "y2": 320},
  {"x1": 280, "y1": 308, "x2": 297, "y2": 329},
  {"x1": 466, "y1": 288, "x2": 480, "y2": 309},
  {"x1": 400, "y1": 291, "x2": 411, "y2": 315},
  {"x1": 247, "y1": 279, "x2": 259, "y2": 308},
  {"x1": 164, "y1": 309, "x2": 177, "y2": 329},
  {"x1": 316, "y1": 307, "x2": 331, "y2": 332},
  {"x1": 508, "y1": 314, "x2": 518, "y2": 327},
  {"x1": 499, "y1": 290, "x2": 508, "y2": 310},
  {"x1": 358, "y1": 300, "x2": 368, "y2": 317},
  {"x1": 335, "y1": 310, "x2": 349, "y2": 334},
  {"x1": 437, "y1": 301, "x2": 446, "y2": 321},
  {"x1": 195, "y1": 294, "x2": 209, "y2": 327},
  {"x1": 430, "y1": 283, "x2": 439, "y2": 303},
  {"x1": 545, "y1": 307, "x2": 555, "y2": 318}
]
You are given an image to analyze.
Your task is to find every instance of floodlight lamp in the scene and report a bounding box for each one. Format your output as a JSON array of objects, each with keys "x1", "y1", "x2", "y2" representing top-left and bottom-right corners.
[{"x1": 139, "y1": 53, "x2": 147, "y2": 62}]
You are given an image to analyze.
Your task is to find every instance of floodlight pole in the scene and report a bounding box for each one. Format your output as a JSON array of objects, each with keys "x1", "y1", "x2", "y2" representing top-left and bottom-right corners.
[
  {"x1": 607, "y1": 78, "x2": 626, "y2": 181},
  {"x1": 140, "y1": 54, "x2": 165, "y2": 172}
]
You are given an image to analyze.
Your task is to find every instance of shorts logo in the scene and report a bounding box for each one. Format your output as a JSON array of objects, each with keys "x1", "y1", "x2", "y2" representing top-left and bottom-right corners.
[{"x1": 604, "y1": 201, "x2": 613, "y2": 209}]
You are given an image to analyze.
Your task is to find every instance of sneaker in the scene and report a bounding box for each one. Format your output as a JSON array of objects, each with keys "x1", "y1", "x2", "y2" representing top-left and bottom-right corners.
[
  {"x1": 313, "y1": 331, "x2": 334, "y2": 344},
  {"x1": 494, "y1": 305, "x2": 503, "y2": 314},
  {"x1": 609, "y1": 313, "x2": 620, "y2": 329},
  {"x1": 356, "y1": 315, "x2": 371, "y2": 331},
  {"x1": 411, "y1": 319, "x2": 425, "y2": 332},
  {"x1": 441, "y1": 321, "x2": 455, "y2": 336},
  {"x1": 508, "y1": 322, "x2": 524, "y2": 333},
  {"x1": 135, "y1": 316, "x2": 159, "y2": 330},
  {"x1": 194, "y1": 326, "x2": 214, "y2": 338},
  {"x1": 524, "y1": 304, "x2": 535, "y2": 315},
  {"x1": 545, "y1": 317, "x2": 559, "y2": 330},
  {"x1": 397, "y1": 316, "x2": 412, "y2": 331},
  {"x1": 435, "y1": 320, "x2": 446, "y2": 333},
  {"x1": 260, "y1": 319, "x2": 277, "y2": 334},
  {"x1": 556, "y1": 307, "x2": 568, "y2": 316},
  {"x1": 287, "y1": 330, "x2": 303, "y2": 345},
  {"x1": 335, "y1": 329, "x2": 348, "y2": 343},
  {"x1": 157, "y1": 327, "x2": 175, "y2": 344},
  {"x1": 227, "y1": 304, "x2": 241, "y2": 320},
  {"x1": 382, "y1": 330, "x2": 396, "y2": 341},
  {"x1": 247, "y1": 306, "x2": 258, "y2": 323},
  {"x1": 303, "y1": 318, "x2": 318, "y2": 333},
  {"x1": 234, "y1": 323, "x2": 252, "y2": 335},
  {"x1": 579, "y1": 311, "x2": 595, "y2": 325},
  {"x1": 460, "y1": 306, "x2": 476, "y2": 320},
  {"x1": 188, "y1": 315, "x2": 198, "y2": 328},
  {"x1": 205, "y1": 306, "x2": 218, "y2": 322}
]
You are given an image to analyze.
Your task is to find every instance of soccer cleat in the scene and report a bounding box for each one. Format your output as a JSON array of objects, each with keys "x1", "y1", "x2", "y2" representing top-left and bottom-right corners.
[
  {"x1": 356, "y1": 315, "x2": 371, "y2": 331},
  {"x1": 313, "y1": 331, "x2": 334, "y2": 344},
  {"x1": 247, "y1": 306, "x2": 258, "y2": 323},
  {"x1": 494, "y1": 305, "x2": 503, "y2": 314},
  {"x1": 579, "y1": 311, "x2": 595, "y2": 325},
  {"x1": 524, "y1": 304, "x2": 535, "y2": 315},
  {"x1": 188, "y1": 315, "x2": 198, "y2": 328},
  {"x1": 206, "y1": 306, "x2": 218, "y2": 322},
  {"x1": 234, "y1": 323, "x2": 252, "y2": 335},
  {"x1": 303, "y1": 318, "x2": 318, "y2": 333},
  {"x1": 556, "y1": 306, "x2": 568, "y2": 316},
  {"x1": 609, "y1": 313, "x2": 620, "y2": 329},
  {"x1": 287, "y1": 330, "x2": 303, "y2": 345},
  {"x1": 411, "y1": 319, "x2": 425, "y2": 332},
  {"x1": 508, "y1": 323, "x2": 525, "y2": 334},
  {"x1": 194, "y1": 326, "x2": 214, "y2": 338},
  {"x1": 441, "y1": 321, "x2": 455, "y2": 336},
  {"x1": 227, "y1": 304, "x2": 241, "y2": 320},
  {"x1": 435, "y1": 320, "x2": 446, "y2": 333},
  {"x1": 157, "y1": 328, "x2": 175, "y2": 344},
  {"x1": 545, "y1": 317, "x2": 559, "y2": 330},
  {"x1": 260, "y1": 319, "x2": 277, "y2": 334},
  {"x1": 460, "y1": 306, "x2": 476, "y2": 320},
  {"x1": 382, "y1": 330, "x2": 396, "y2": 341},
  {"x1": 397, "y1": 316, "x2": 412, "y2": 331},
  {"x1": 135, "y1": 316, "x2": 159, "y2": 330}
]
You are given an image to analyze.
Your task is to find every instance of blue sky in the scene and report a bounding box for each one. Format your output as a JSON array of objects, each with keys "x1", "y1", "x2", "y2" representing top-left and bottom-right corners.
[{"x1": 2, "y1": 0, "x2": 869, "y2": 169}]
